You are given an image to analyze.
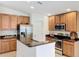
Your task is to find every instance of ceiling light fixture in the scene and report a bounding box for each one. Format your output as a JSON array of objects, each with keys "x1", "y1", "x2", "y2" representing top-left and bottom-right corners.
[
  {"x1": 30, "y1": 6, "x2": 35, "y2": 9},
  {"x1": 66, "y1": 8, "x2": 71, "y2": 12},
  {"x1": 48, "y1": 13, "x2": 51, "y2": 16}
]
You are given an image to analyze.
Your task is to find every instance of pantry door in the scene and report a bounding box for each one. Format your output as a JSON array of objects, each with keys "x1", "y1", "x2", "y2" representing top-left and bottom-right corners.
[{"x1": 33, "y1": 21, "x2": 44, "y2": 41}]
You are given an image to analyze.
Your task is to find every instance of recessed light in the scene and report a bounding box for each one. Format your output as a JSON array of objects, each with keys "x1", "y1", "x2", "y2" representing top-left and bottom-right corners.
[
  {"x1": 48, "y1": 13, "x2": 51, "y2": 16},
  {"x1": 66, "y1": 8, "x2": 71, "y2": 11},
  {"x1": 30, "y1": 6, "x2": 35, "y2": 9}
]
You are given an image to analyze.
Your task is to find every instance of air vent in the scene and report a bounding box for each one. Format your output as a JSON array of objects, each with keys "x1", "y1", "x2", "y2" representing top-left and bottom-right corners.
[{"x1": 37, "y1": 1, "x2": 43, "y2": 5}]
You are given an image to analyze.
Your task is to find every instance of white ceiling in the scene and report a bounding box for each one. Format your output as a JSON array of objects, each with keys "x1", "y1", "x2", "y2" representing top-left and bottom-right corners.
[{"x1": 0, "y1": 1, "x2": 79, "y2": 15}]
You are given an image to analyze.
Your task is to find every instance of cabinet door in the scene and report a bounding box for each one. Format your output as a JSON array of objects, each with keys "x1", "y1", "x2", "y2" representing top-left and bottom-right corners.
[
  {"x1": 67, "y1": 45, "x2": 74, "y2": 57},
  {"x1": 23, "y1": 16, "x2": 30, "y2": 24},
  {"x1": 10, "y1": 39, "x2": 16, "y2": 51},
  {"x1": 0, "y1": 40, "x2": 2, "y2": 53},
  {"x1": 17, "y1": 16, "x2": 24, "y2": 24},
  {"x1": 63, "y1": 41, "x2": 68, "y2": 55},
  {"x1": 60, "y1": 14, "x2": 66, "y2": 24},
  {"x1": 1, "y1": 39, "x2": 10, "y2": 53},
  {"x1": 0, "y1": 15, "x2": 2, "y2": 30},
  {"x1": 10, "y1": 15, "x2": 18, "y2": 29},
  {"x1": 66, "y1": 12, "x2": 77, "y2": 32},
  {"x1": 48, "y1": 16, "x2": 55, "y2": 31},
  {"x1": 63, "y1": 41, "x2": 74, "y2": 57},
  {"x1": 2, "y1": 14, "x2": 10, "y2": 30},
  {"x1": 55, "y1": 15, "x2": 60, "y2": 25}
]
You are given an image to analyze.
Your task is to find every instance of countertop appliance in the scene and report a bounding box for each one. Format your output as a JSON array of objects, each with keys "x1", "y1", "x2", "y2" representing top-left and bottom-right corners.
[
  {"x1": 17, "y1": 24, "x2": 33, "y2": 45},
  {"x1": 55, "y1": 24, "x2": 66, "y2": 31}
]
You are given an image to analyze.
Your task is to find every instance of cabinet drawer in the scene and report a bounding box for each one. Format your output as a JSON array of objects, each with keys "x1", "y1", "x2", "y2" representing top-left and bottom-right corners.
[{"x1": 63, "y1": 41, "x2": 74, "y2": 45}]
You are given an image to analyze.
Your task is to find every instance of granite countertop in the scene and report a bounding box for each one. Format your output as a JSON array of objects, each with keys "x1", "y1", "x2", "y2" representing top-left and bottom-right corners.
[
  {"x1": 0, "y1": 35, "x2": 17, "y2": 39},
  {"x1": 19, "y1": 39, "x2": 56, "y2": 47},
  {"x1": 47, "y1": 34, "x2": 79, "y2": 42},
  {"x1": 28, "y1": 40, "x2": 56, "y2": 47},
  {"x1": 63, "y1": 38, "x2": 79, "y2": 42}
]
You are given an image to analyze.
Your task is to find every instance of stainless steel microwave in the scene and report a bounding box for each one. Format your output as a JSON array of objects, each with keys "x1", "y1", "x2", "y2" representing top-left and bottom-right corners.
[{"x1": 55, "y1": 24, "x2": 66, "y2": 31}]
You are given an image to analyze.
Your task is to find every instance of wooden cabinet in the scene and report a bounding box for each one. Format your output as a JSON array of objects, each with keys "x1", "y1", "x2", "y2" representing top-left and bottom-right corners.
[
  {"x1": 48, "y1": 16, "x2": 55, "y2": 31},
  {"x1": 77, "y1": 12, "x2": 79, "y2": 32},
  {"x1": 60, "y1": 14, "x2": 66, "y2": 24},
  {"x1": 0, "y1": 38, "x2": 16, "y2": 54},
  {"x1": 10, "y1": 39, "x2": 16, "y2": 51},
  {"x1": 65, "y1": 12, "x2": 77, "y2": 32},
  {"x1": 63, "y1": 41, "x2": 74, "y2": 57},
  {"x1": 0, "y1": 40, "x2": 2, "y2": 53},
  {"x1": 1, "y1": 14, "x2": 10, "y2": 30},
  {"x1": 23, "y1": 16, "x2": 30, "y2": 24},
  {"x1": 18, "y1": 16, "x2": 30, "y2": 24},
  {"x1": 0, "y1": 13, "x2": 30, "y2": 30},
  {"x1": 55, "y1": 15, "x2": 60, "y2": 24},
  {"x1": 48, "y1": 11, "x2": 78, "y2": 32},
  {"x1": 17, "y1": 16, "x2": 24, "y2": 24},
  {"x1": 0, "y1": 15, "x2": 2, "y2": 30},
  {"x1": 67, "y1": 44, "x2": 74, "y2": 57},
  {"x1": 10, "y1": 15, "x2": 18, "y2": 29},
  {"x1": 1, "y1": 39, "x2": 10, "y2": 53},
  {"x1": 63, "y1": 41, "x2": 67, "y2": 55}
]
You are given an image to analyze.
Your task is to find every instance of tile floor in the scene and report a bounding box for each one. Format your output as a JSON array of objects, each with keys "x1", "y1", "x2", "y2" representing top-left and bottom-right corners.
[
  {"x1": 55, "y1": 53, "x2": 66, "y2": 57},
  {"x1": 0, "y1": 51, "x2": 16, "y2": 57}
]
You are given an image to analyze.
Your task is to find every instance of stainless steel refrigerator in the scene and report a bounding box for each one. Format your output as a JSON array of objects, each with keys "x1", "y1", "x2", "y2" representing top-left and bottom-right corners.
[{"x1": 17, "y1": 24, "x2": 33, "y2": 45}]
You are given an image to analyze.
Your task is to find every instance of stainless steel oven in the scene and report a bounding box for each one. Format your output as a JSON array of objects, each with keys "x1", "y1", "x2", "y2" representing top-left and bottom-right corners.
[{"x1": 55, "y1": 39, "x2": 63, "y2": 55}]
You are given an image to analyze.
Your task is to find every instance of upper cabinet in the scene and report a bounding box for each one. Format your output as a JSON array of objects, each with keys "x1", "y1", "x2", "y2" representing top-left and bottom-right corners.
[
  {"x1": 2, "y1": 14, "x2": 10, "y2": 30},
  {"x1": 17, "y1": 16, "x2": 30, "y2": 24},
  {"x1": 23, "y1": 16, "x2": 30, "y2": 24},
  {"x1": 10, "y1": 15, "x2": 18, "y2": 30},
  {"x1": 17, "y1": 16, "x2": 24, "y2": 24},
  {"x1": 60, "y1": 14, "x2": 66, "y2": 24},
  {"x1": 65, "y1": 12, "x2": 77, "y2": 32},
  {"x1": 48, "y1": 11, "x2": 79, "y2": 32},
  {"x1": 0, "y1": 14, "x2": 30, "y2": 30},
  {"x1": 48, "y1": 16, "x2": 55, "y2": 31},
  {"x1": 55, "y1": 15, "x2": 60, "y2": 24},
  {"x1": 0, "y1": 15, "x2": 2, "y2": 30}
]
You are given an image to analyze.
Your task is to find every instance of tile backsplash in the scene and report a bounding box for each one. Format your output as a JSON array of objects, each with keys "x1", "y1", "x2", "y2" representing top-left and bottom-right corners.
[
  {"x1": 0, "y1": 30, "x2": 17, "y2": 36},
  {"x1": 49, "y1": 31, "x2": 70, "y2": 36},
  {"x1": 49, "y1": 31, "x2": 79, "y2": 38}
]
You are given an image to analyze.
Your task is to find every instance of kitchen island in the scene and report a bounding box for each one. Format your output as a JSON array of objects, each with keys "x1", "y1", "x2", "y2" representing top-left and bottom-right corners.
[{"x1": 16, "y1": 40, "x2": 55, "y2": 57}]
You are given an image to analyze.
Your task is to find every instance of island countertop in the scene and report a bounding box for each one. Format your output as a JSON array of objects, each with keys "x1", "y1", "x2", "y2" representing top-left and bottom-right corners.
[{"x1": 19, "y1": 39, "x2": 56, "y2": 47}]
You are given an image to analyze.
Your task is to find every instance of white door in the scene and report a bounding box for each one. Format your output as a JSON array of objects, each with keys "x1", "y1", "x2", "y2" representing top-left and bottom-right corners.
[{"x1": 33, "y1": 20, "x2": 44, "y2": 41}]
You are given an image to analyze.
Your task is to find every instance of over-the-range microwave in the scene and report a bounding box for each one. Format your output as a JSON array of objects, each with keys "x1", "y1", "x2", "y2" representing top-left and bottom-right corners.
[{"x1": 55, "y1": 24, "x2": 66, "y2": 31}]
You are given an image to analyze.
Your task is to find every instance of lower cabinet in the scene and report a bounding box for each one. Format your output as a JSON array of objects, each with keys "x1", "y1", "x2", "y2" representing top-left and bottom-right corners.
[
  {"x1": 10, "y1": 39, "x2": 16, "y2": 51},
  {"x1": 1, "y1": 39, "x2": 10, "y2": 53},
  {"x1": 0, "y1": 38, "x2": 16, "y2": 54},
  {"x1": 0, "y1": 40, "x2": 2, "y2": 53},
  {"x1": 63, "y1": 41, "x2": 74, "y2": 57}
]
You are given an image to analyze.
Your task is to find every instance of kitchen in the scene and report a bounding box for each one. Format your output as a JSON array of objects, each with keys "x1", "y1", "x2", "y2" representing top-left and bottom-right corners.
[
  {"x1": 0, "y1": 1, "x2": 55, "y2": 57},
  {"x1": 0, "y1": 1, "x2": 79, "y2": 57},
  {"x1": 49, "y1": 11, "x2": 79, "y2": 57}
]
